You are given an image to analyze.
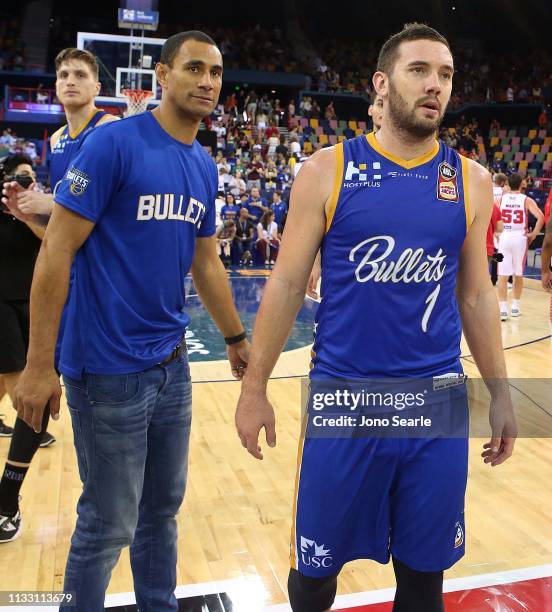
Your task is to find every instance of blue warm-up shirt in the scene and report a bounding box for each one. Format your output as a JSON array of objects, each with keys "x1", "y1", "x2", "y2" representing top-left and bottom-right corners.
[{"x1": 54, "y1": 111, "x2": 217, "y2": 378}]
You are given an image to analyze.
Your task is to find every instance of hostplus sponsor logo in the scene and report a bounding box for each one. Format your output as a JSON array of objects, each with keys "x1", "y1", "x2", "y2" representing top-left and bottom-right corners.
[
  {"x1": 300, "y1": 537, "x2": 333, "y2": 568},
  {"x1": 344, "y1": 161, "x2": 381, "y2": 188}
]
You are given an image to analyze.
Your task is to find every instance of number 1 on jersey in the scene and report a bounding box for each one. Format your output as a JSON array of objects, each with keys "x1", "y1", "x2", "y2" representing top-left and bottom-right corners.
[{"x1": 422, "y1": 284, "x2": 441, "y2": 332}]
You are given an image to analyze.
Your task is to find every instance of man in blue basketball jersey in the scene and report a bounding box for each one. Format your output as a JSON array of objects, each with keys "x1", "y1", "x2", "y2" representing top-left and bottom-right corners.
[
  {"x1": 13, "y1": 31, "x2": 249, "y2": 610},
  {"x1": 0, "y1": 48, "x2": 118, "y2": 543},
  {"x1": 307, "y1": 93, "x2": 384, "y2": 300},
  {"x1": 236, "y1": 24, "x2": 516, "y2": 611}
]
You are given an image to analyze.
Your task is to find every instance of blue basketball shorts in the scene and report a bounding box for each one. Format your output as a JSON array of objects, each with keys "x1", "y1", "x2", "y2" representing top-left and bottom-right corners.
[{"x1": 290, "y1": 434, "x2": 468, "y2": 577}]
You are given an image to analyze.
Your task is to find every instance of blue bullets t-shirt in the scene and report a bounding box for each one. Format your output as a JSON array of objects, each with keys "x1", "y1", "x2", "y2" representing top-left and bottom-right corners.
[{"x1": 54, "y1": 111, "x2": 217, "y2": 378}]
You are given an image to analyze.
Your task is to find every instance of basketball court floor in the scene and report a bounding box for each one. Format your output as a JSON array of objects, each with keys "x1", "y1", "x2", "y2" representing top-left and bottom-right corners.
[{"x1": 0, "y1": 270, "x2": 551, "y2": 611}]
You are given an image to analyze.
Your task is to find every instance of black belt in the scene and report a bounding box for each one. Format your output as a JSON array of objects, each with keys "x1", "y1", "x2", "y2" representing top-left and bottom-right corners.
[{"x1": 159, "y1": 343, "x2": 185, "y2": 365}]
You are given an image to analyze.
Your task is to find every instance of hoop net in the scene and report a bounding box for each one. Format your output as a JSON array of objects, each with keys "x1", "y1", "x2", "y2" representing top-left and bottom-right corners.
[{"x1": 121, "y1": 89, "x2": 154, "y2": 117}]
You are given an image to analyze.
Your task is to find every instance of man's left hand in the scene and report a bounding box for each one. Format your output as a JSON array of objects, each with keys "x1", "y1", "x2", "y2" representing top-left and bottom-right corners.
[
  {"x1": 227, "y1": 339, "x2": 250, "y2": 380},
  {"x1": 482, "y1": 396, "x2": 517, "y2": 466},
  {"x1": 16, "y1": 186, "x2": 54, "y2": 216}
]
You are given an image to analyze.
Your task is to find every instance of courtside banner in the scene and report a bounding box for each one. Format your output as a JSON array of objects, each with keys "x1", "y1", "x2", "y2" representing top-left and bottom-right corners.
[{"x1": 300, "y1": 377, "x2": 551, "y2": 438}]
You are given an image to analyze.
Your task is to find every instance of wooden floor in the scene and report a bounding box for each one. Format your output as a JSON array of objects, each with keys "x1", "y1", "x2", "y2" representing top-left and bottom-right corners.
[{"x1": 1, "y1": 279, "x2": 551, "y2": 607}]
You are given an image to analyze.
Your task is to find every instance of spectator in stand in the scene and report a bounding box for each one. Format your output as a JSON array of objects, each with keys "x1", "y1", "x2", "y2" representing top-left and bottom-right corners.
[
  {"x1": 23, "y1": 142, "x2": 37, "y2": 162},
  {"x1": 490, "y1": 118, "x2": 500, "y2": 132},
  {"x1": 538, "y1": 109, "x2": 548, "y2": 129},
  {"x1": 264, "y1": 160, "x2": 278, "y2": 185},
  {"x1": 256, "y1": 210, "x2": 280, "y2": 267},
  {"x1": 224, "y1": 92, "x2": 237, "y2": 117},
  {"x1": 0, "y1": 129, "x2": 16, "y2": 147},
  {"x1": 273, "y1": 99, "x2": 283, "y2": 125},
  {"x1": 276, "y1": 135, "x2": 288, "y2": 158},
  {"x1": 270, "y1": 190, "x2": 287, "y2": 232},
  {"x1": 217, "y1": 167, "x2": 227, "y2": 195},
  {"x1": 289, "y1": 135, "x2": 301, "y2": 158},
  {"x1": 246, "y1": 153, "x2": 264, "y2": 190},
  {"x1": 245, "y1": 90, "x2": 258, "y2": 119},
  {"x1": 301, "y1": 96, "x2": 312, "y2": 117},
  {"x1": 267, "y1": 131, "x2": 280, "y2": 157},
  {"x1": 277, "y1": 164, "x2": 292, "y2": 189},
  {"x1": 246, "y1": 186, "x2": 268, "y2": 223},
  {"x1": 215, "y1": 219, "x2": 236, "y2": 267},
  {"x1": 506, "y1": 85, "x2": 514, "y2": 103},
  {"x1": 325, "y1": 101, "x2": 336, "y2": 121},
  {"x1": 220, "y1": 193, "x2": 240, "y2": 221},
  {"x1": 213, "y1": 118, "x2": 227, "y2": 139},
  {"x1": 228, "y1": 170, "x2": 246, "y2": 197},
  {"x1": 311, "y1": 100, "x2": 321, "y2": 119},
  {"x1": 251, "y1": 136, "x2": 263, "y2": 157},
  {"x1": 234, "y1": 207, "x2": 255, "y2": 266},
  {"x1": 36, "y1": 84, "x2": 49, "y2": 104},
  {"x1": 288, "y1": 99, "x2": 295, "y2": 120},
  {"x1": 256, "y1": 110, "x2": 268, "y2": 129}
]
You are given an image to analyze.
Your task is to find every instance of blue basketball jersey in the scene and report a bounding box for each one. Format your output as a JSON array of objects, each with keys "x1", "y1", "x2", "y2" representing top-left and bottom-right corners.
[
  {"x1": 54, "y1": 111, "x2": 217, "y2": 378},
  {"x1": 50, "y1": 109, "x2": 106, "y2": 192},
  {"x1": 311, "y1": 133, "x2": 471, "y2": 379}
]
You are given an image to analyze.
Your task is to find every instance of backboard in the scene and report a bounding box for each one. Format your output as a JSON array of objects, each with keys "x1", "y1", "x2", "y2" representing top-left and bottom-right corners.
[{"x1": 77, "y1": 31, "x2": 165, "y2": 106}]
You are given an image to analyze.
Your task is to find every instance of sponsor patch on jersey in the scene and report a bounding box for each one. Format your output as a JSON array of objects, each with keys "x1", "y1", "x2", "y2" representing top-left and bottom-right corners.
[
  {"x1": 437, "y1": 161, "x2": 459, "y2": 203},
  {"x1": 66, "y1": 166, "x2": 91, "y2": 196}
]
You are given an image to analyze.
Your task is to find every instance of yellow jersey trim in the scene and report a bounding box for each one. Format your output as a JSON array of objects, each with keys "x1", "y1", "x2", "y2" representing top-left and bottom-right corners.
[
  {"x1": 325, "y1": 142, "x2": 344, "y2": 233},
  {"x1": 460, "y1": 155, "x2": 472, "y2": 232},
  {"x1": 366, "y1": 132, "x2": 440, "y2": 170},
  {"x1": 289, "y1": 413, "x2": 307, "y2": 569},
  {"x1": 69, "y1": 108, "x2": 101, "y2": 139}
]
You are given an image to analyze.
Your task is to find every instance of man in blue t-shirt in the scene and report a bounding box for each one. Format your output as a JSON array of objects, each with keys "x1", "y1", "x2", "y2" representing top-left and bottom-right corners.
[
  {"x1": 246, "y1": 185, "x2": 268, "y2": 223},
  {"x1": 13, "y1": 31, "x2": 249, "y2": 611},
  {"x1": 270, "y1": 190, "x2": 288, "y2": 231}
]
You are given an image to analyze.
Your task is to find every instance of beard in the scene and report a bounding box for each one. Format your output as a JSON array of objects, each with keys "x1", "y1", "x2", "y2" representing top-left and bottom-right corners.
[{"x1": 388, "y1": 80, "x2": 445, "y2": 139}]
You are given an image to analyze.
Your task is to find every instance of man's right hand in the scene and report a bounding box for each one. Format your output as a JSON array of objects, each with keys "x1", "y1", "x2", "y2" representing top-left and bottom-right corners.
[
  {"x1": 235, "y1": 387, "x2": 276, "y2": 460},
  {"x1": 13, "y1": 367, "x2": 61, "y2": 433}
]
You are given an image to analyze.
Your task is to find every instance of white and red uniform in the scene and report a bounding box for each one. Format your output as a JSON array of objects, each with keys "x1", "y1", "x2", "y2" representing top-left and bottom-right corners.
[
  {"x1": 497, "y1": 192, "x2": 528, "y2": 276},
  {"x1": 493, "y1": 185, "x2": 504, "y2": 201}
]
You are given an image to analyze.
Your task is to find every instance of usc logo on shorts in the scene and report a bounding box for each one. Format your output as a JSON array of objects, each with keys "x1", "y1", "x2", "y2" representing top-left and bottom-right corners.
[
  {"x1": 300, "y1": 537, "x2": 333, "y2": 568},
  {"x1": 454, "y1": 522, "x2": 464, "y2": 548}
]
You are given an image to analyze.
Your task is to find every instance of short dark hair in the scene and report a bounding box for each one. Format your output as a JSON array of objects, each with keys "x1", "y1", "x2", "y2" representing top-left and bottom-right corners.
[
  {"x1": 377, "y1": 23, "x2": 451, "y2": 75},
  {"x1": 508, "y1": 173, "x2": 523, "y2": 190},
  {"x1": 160, "y1": 31, "x2": 218, "y2": 66},
  {"x1": 55, "y1": 48, "x2": 99, "y2": 80},
  {"x1": 1, "y1": 154, "x2": 34, "y2": 181},
  {"x1": 494, "y1": 172, "x2": 508, "y2": 186}
]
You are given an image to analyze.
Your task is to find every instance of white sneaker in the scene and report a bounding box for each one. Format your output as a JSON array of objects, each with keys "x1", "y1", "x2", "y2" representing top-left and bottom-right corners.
[
  {"x1": 0, "y1": 508, "x2": 22, "y2": 543},
  {"x1": 511, "y1": 306, "x2": 520, "y2": 317},
  {"x1": 269, "y1": 260, "x2": 275, "y2": 265},
  {"x1": 500, "y1": 309, "x2": 509, "y2": 321}
]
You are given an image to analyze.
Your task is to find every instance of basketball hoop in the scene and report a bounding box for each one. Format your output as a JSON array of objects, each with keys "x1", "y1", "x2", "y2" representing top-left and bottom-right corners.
[{"x1": 121, "y1": 88, "x2": 154, "y2": 117}]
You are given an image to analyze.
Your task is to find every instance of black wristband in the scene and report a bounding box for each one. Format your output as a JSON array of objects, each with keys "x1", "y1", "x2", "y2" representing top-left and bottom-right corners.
[{"x1": 224, "y1": 331, "x2": 247, "y2": 345}]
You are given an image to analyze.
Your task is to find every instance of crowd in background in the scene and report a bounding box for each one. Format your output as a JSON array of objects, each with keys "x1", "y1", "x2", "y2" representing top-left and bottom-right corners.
[
  {"x1": 0, "y1": 12, "x2": 26, "y2": 71},
  {"x1": 2, "y1": 12, "x2": 551, "y2": 110},
  {"x1": 0, "y1": 129, "x2": 39, "y2": 163}
]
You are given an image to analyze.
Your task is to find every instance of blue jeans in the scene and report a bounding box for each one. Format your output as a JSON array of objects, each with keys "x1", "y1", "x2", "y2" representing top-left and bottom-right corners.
[{"x1": 62, "y1": 352, "x2": 192, "y2": 611}]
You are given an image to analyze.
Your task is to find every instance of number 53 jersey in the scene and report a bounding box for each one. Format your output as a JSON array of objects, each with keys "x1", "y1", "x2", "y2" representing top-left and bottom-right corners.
[{"x1": 311, "y1": 133, "x2": 472, "y2": 379}]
